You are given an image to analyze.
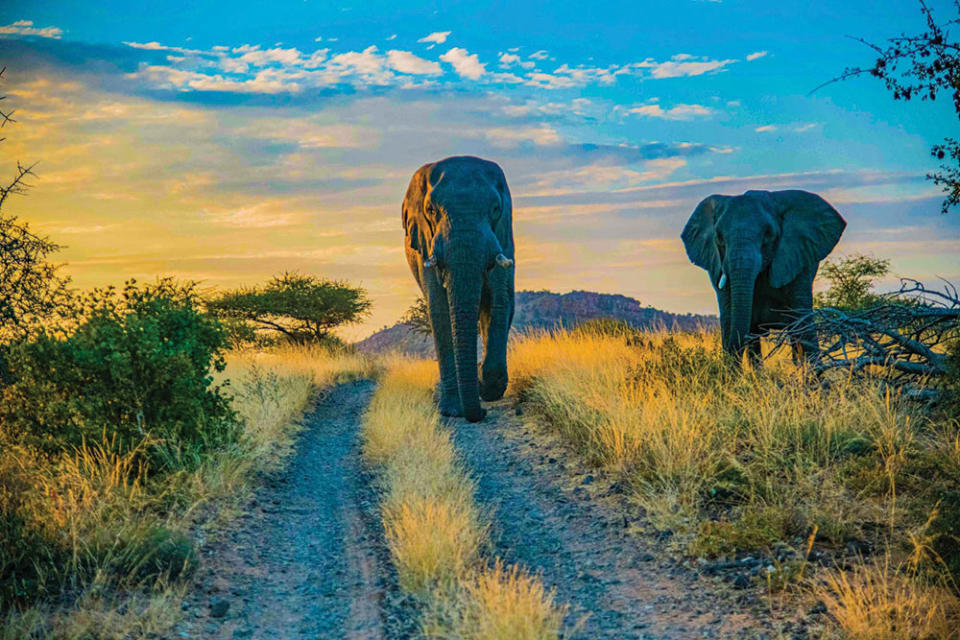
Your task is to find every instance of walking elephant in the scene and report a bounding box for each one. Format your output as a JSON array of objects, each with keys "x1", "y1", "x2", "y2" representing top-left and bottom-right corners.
[
  {"x1": 681, "y1": 189, "x2": 846, "y2": 364},
  {"x1": 402, "y1": 156, "x2": 515, "y2": 422}
]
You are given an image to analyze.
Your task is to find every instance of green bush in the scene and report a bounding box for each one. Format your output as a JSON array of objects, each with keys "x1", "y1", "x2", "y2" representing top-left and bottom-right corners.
[{"x1": 0, "y1": 279, "x2": 237, "y2": 468}]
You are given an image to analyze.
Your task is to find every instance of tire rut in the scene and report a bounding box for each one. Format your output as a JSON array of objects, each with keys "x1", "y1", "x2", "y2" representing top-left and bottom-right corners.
[
  {"x1": 449, "y1": 399, "x2": 770, "y2": 640},
  {"x1": 171, "y1": 380, "x2": 417, "y2": 640}
]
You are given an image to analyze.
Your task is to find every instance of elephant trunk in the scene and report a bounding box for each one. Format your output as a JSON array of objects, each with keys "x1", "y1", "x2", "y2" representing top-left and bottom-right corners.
[
  {"x1": 446, "y1": 237, "x2": 485, "y2": 422},
  {"x1": 726, "y1": 256, "x2": 761, "y2": 359}
]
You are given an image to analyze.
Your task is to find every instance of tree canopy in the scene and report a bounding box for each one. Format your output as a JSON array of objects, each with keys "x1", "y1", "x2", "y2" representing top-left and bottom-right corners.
[
  {"x1": 401, "y1": 296, "x2": 432, "y2": 335},
  {"x1": 814, "y1": 253, "x2": 891, "y2": 310},
  {"x1": 0, "y1": 66, "x2": 71, "y2": 344},
  {"x1": 823, "y1": 1, "x2": 960, "y2": 213},
  {"x1": 207, "y1": 272, "x2": 371, "y2": 343}
]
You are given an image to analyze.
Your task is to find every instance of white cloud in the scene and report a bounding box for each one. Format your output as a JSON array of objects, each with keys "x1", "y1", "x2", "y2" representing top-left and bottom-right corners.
[
  {"x1": 236, "y1": 46, "x2": 303, "y2": 67},
  {"x1": 794, "y1": 122, "x2": 819, "y2": 132},
  {"x1": 0, "y1": 20, "x2": 63, "y2": 39},
  {"x1": 386, "y1": 50, "x2": 442, "y2": 75},
  {"x1": 529, "y1": 50, "x2": 549, "y2": 60},
  {"x1": 499, "y1": 52, "x2": 536, "y2": 70},
  {"x1": 440, "y1": 47, "x2": 486, "y2": 80},
  {"x1": 418, "y1": 31, "x2": 451, "y2": 44},
  {"x1": 328, "y1": 46, "x2": 393, "y2": 82},
  {"x1": 386, "y1": 34, "x2": 397, "y2": 41},
  {"x1": 755, "y1": 125, "x2": 777, "y2": 132},
  {"x1": 627, "y1": 102, "x2": 714, "y2": 120},
  {"x1": 746, "y1": 50, "x2": 768, "y2": 61},
  {"x1": 636, "y1": 54, "x2": 737, "y2": 79},
  {"x1": 484, "y1": 126, "x2": 561, "y2": 147}
]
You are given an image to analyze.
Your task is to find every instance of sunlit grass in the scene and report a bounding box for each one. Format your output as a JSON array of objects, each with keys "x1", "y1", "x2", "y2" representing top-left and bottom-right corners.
[
  {"x1": 815, "y1": 559, "x2": 960, "y2": 640},
  {"x1": 363, "y1": 356, "x2": 565, "y2": 638},
  {"x1": 1, "y1": 343, "x2": 374, "y2": 637},
  {"x1": 510, "y1": 325, "x2": 960, "y2": 637}
]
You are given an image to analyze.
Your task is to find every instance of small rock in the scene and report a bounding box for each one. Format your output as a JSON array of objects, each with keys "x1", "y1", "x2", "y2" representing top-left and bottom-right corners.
[
  {"x1": 583, "y1": 474, "x2": 594, "y2": 485},
  {"x1": 209, "y1": 598, "x2": 230, "y2": 618},
  {"x1": 515, "y1": 406, "x2": 524, "y2": 416},
  {"x1": 547, "y1": 457, "x2": 557, "y2": 464},
  {"x1": 732, "y1": 574, "x2": 751, "y2": 589},
  {"x1": 639, "y1": 553, "x2": 656, "y2": 562}
]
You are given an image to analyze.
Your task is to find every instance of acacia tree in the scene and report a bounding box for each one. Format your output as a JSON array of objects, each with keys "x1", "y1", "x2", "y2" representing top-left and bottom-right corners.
[
  {"x1": 401, "y1": 296, "x2": 432, "y2": 335},
  {"x1": 821, "y1": 1, "x2": 960, "y2": 213},
  {"x1": 814, "y1": 254, "x2": 891, "y2": 310},
  {"x1": 0, "y1": 66, "x2": 71, "y2": 344},
  {"x1": 208, "y1": 272, "x2": 371, "y2": 343}
]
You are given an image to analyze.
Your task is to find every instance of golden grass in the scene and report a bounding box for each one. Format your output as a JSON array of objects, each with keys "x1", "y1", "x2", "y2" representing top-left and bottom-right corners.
[
  {"x1": 509, "y1": 326, "x2": 960, "y2": 638},
  {"x1": 815, "y1": 560, "x2": 960, "y2": 640},
  {"x1": 2, "y1": 343, "x2": 375, "y2": 638},
  {"x1": 362, "y1": 356, "x2": 566, "y2": 638}
]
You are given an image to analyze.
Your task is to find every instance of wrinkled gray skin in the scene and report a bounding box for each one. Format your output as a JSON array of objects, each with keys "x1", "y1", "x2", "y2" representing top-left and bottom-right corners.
[
  {"x1": 403, "y1": 156, "x2": 515, "y2": 422},
  {"x1": 681, "y1": 189, "x2": 846, "y2": 364}
]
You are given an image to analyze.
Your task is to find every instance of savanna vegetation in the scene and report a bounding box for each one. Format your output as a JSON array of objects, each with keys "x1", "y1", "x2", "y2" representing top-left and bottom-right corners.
[
  {"x1": 0, "y1": 65, "x2": 384, "y2": 635},
  {"x1": 362, "y1": 356, "x2": 566, "y2": 639},
  {"x1": 0, "y1": 305, "x2": 376, "y2": 636},
  {"x1": 508, "y1": 319, "x2": 960, "y2": 639}
]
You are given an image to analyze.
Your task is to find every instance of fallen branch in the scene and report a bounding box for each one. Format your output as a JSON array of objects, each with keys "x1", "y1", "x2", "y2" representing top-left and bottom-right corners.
[{"x1": 768, "y1": 279, "x2": 959, "y2": 388}]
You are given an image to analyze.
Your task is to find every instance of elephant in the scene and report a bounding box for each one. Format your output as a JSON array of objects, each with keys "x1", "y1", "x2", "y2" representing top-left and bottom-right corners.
[
  {"x1": 402, "y1": 156, "x2": 515, "y2": 422},
  {"x1": 681, "y1": 189, "x2": 846, "y2": 364}
]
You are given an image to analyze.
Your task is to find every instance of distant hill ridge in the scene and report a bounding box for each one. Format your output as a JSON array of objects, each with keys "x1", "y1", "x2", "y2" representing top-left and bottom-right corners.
[{"x1": 353, "y1": 290, "x2": 717, "y2": 356}]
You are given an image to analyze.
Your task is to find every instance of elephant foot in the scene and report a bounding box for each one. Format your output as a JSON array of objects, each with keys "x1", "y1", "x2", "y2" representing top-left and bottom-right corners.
[
  {"x1": 480, "y1": 370, "x2": 508, "y2": 401},
  {"x1": 464, "y1": 407, "x2": 487, "y2": 423},
  {"x1": 439, "y1": 395, "x2": 464, "y2": 417}
]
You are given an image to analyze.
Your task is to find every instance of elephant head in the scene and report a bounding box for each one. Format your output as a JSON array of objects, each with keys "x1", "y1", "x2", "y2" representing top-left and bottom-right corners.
[
  {"x1": 681, "y1": 189, "x2": 846, "y2": 358},
  {"x1": 403, "y1": 156, "x2": 515, "y2": 422}
]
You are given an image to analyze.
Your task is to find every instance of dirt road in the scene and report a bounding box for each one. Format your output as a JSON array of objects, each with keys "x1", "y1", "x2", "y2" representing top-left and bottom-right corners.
[
  {"x1": 171, "y1": 380, "x2": 415, "y2": 640},
  {"x1": 171, "y1": 381, "x2": 778, "y2": 639},
  {"x1": 450, "y1": 399, "x2": 773, "y2": 639}
]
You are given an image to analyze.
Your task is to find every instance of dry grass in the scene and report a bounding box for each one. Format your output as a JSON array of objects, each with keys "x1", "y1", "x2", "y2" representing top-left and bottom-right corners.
[
  {"x1": 510, "y1": 325, "x2": 960, "y2": 639},
  {"x1": 362, "y1": 356, "x2": 566, "y2": 638},
  {"x1": 816, "y1": 560, "x2": 960, "y2": 640},
  {"x1": 2, "y1": 344, "x2": 375, "y2": 638}
]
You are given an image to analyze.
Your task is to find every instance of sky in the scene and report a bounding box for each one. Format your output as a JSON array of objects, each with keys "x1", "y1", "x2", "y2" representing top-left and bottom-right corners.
[{"x1": 1, "y1": 1, "x2": 958, "y2": 339}]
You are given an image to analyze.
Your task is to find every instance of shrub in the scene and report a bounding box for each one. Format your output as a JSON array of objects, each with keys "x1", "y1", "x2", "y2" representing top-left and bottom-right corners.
[{"x1": 0, "y1": 279, "x2": 237, "y2": 468}]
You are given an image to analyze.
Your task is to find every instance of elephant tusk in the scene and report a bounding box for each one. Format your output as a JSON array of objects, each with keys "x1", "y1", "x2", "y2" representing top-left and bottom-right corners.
[
  {"x1": 495, "y1": 253, "x2": 514, "y2": 268},
  {"x1": 424, "y1": 255, "x2": 437, "y2": 268},
  {"x1": 718, "y1": 273, "x2": 727, "y2": 289}
]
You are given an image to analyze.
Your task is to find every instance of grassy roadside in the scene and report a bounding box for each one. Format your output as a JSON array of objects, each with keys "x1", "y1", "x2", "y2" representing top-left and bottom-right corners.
[
  {"x1": 1, "y1": 344, "x2": 376, "y2": 639},
  {"x1": 509, "y1": 325, "x2": 960, "y2": 640},
  {"x1": 361, "y1": 356, "x2": 567, "y2": 639}
]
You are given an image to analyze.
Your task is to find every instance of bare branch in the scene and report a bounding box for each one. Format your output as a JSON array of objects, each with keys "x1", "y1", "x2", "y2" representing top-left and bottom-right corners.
[{"x1": 769, "y1": 279, "x2": 960, "y2": 390}]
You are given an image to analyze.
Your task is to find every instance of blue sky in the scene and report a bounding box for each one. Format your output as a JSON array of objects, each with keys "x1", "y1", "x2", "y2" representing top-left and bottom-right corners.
[{"x1": 1, "y1": 1, "x2": 957, "y2": 336}]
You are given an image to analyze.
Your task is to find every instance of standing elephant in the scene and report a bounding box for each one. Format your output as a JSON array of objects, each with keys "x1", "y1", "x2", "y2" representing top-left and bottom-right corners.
[
  {"x1": 681, "y1": 189, "x2": 846, "y2": 363},
  {"x1": 402, "y1": 156, "x2": 515, "y2": 422}
]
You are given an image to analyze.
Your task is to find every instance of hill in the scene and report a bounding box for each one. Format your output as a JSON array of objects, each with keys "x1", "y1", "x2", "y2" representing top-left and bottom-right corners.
[{"x1": 353, "y1": 290, "x2": 717, "y2": 356}]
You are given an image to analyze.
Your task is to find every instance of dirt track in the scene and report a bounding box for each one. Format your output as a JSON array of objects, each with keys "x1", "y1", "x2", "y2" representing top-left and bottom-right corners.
[
  {"x1": 171, "y1": 380, "x2": 415, "y2": 640},
  {"x1": 450, "y1": 399, "x2": 773, "y2": 639},
  {"x1": 171, "y1": 382, "x2": 780, "y2": 639}
]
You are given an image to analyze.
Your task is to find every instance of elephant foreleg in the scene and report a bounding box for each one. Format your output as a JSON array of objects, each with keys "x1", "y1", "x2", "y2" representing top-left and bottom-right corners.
[
  {"x1": 424, "y1": 271, "x2": 461, "y2": 416},
  {"x1": 479, "y1": 266, "x2": 512, "y2": 401},
  {"x1": 715, "y1": 287, "x2": 733, "y2": 355}
]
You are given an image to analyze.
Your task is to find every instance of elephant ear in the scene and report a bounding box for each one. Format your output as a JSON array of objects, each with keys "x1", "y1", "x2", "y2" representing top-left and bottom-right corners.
[
  {"x1": 769, "y1": 190, "x2": 846, "y2": 288},
  {"x1": 402, "y1": 163, "x2": 432, "y2": 254},
  {"x1": 681, "y1": 195, "x2": 725, "y2": 287}
]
